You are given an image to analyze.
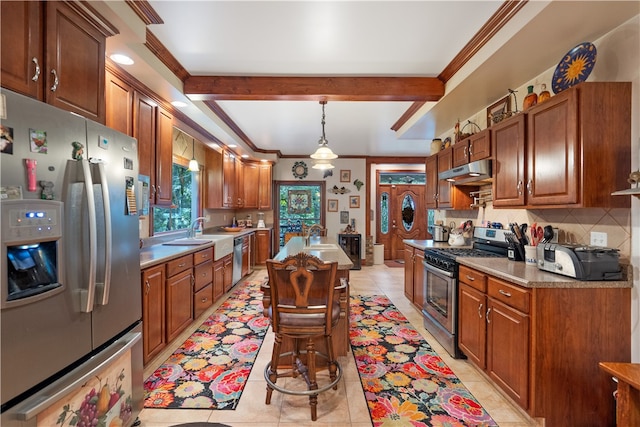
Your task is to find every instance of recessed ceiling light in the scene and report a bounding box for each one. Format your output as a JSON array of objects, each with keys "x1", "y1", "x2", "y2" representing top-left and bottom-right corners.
[
  {"x1": 109, "y1": 53, "x2": 134, "y2": 65},
  {"x1": 171, "y1": 101, "x2": 187, "y2": 108},
  {"x1": 228, "y1": 144, "x2": 237, "y2": 148},
  {"x1": 241, "y1": 154, "x2": 249, "y2": 158}
]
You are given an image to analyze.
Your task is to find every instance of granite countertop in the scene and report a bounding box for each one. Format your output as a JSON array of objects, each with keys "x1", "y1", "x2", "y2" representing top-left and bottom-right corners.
[
  {"x1": 274, "y1": 236, "x2": 353, "y2": 269},
  {"x1": 404, "y1": 239, "x2": 632, "y2": 289},
  {"x1": 140, "y1": 227, "x2": 261, "y2": 269}
]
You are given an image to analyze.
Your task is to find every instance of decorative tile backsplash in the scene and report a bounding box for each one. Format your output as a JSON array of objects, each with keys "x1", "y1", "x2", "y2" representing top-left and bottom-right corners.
[{"x1": 441, "y1": 206, "x2": 631, "y2": 260}]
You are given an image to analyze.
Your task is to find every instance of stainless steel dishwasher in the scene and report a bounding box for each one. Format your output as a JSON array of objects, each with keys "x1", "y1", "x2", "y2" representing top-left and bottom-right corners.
[{"x1": 233, "y1": 237, "x2": 243, "y2": 285}]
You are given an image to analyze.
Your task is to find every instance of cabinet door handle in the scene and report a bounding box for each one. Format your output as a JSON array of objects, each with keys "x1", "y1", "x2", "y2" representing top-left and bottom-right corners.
[
  {"x1": 50, "y1": 69, "x2": 59, "y2": 92},
  {"x1": 201, "y1": 297, "x2": 208, "y2": 303},
  {"x1": 517, "y1": 180, "x2": 523, "y2": 196},
  {"x1": 31, "y1": 57, "x2": 41, "y2": 82},
  {"x1": 463, "y1": 146, "x2": 468, "y2": 158},
  {"x1": 465, "y1": 275, "x2": 475, "y2": 281},
  {"x1": 485, "y1": 307, "x2": 492, "y2": 323},
  {"x1": 145, "y1": 280, "x2": 150, "y2": 294},
  {"x1": 469, "y1": 143, "x2": 473, "y2": 157},
  {"x1": 477, "y1": 303, "x2": 483, "y2": 318},
  {"x1": 527, "y1": 179, "x2": 533, "y2": 195},
  {"x1": 498, "y1": 289, "x2": 512, "y2": 297}
]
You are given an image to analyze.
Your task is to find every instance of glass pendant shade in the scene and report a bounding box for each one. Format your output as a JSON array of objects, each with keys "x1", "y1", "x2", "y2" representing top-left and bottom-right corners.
[
  {"x1": 312, "y1": 159, "x2": 335, "y2": 170},
  {"x1": 188, "y1": 139, "x2": 199, "y2": 171}
]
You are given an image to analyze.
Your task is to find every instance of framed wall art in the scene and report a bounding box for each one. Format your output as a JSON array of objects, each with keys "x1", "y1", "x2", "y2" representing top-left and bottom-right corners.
[
  {"x1": 340, "y1": 169, "x2": 351, "y2": 182},
  {"x1": 349, "y1": 195, "x2": 360, "y2": 208},
  {"x1": 287, "y1": 189, "x2": 312, "y2": 214},
  {"x1": 328, "y1": 199, "x2": 338, "y2": 212},
  {"x1": 340, "y1": 211, "x2": 349, "y2": 224},
  {"x1": 486, "y1": 95, "x2": 511, "y2": 128}
]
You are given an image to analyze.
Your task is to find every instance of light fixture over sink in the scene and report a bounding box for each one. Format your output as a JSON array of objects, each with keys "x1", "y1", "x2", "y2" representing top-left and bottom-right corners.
[
  {"x1": 188, "y1": 138, "x2": 199, "y2": 171},
  {"x1": 311, "y1": 101, "x2": 337, "y2": 170}
]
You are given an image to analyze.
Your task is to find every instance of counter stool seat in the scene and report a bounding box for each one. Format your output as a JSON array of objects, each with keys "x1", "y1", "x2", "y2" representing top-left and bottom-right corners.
[{"x1": 264, "y1": 252, "x2": 345, "y2": 421}]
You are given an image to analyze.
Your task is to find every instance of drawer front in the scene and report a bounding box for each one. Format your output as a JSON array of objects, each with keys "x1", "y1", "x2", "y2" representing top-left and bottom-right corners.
[
  {"x1": 166, "y1": 254, "x2": 193, "y2": 278},
  {"x1": 194, "y1": 247, "x2": 213, "y2": 265},
  {"x1": 194, "y1": 260, "x2": 213, "y2": 291},
  {"x1": 487, "y1": 277, "x2": 530, "y2": 314},
  {"x1": 459, "y1": 265, "x2": 487, "y2": 292},
  {"x1": 194, "y1": 283, "x2": 213, "y2": 318}
]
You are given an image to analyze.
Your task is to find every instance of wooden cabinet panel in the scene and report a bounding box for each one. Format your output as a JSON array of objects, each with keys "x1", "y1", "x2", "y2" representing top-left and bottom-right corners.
[
  {"x1": 194, "y1": 247, "x2": 213, "y2": 265},
  {"x1": 0, "y1": 1, "x2": 43, "y2": 99},
  {"x1": 46, "y1": 1, "x2": 105, "y2": 123},
  {"x1": 486, "y1": 298, "x2": 529, "y2": 408},
  {"x1": 492, "y1": 114, "x2": 526, "y2": 207},
  {"x1": 459, "y1": 265, "x2": 487, "y2": 292},
  {"x1": 213, "y1": 258, "x2": 225, "y2": 301},
  {"x1": 142, "y1": 265, "x2": 165, "y2": 365},
  {"x1": 155, "y1": 106, "x2": 174, "y2": 206},
  {"x1": 1, "y1": 1, "x2": 108, "y2": 123},
  {"x1": 166, "y1": 254, "x2": 193, "y2": 278},
  {"x1": 235, "y1": 160, "x2": 244, "y2": 208},
  {"x1": 166, "y1": 269, "x2": 193, "y2": 343},
  {"x1": 255, "y1": 229, "x2": 272, "y2": 265},
  {"x1": 243, "y1": 163, "x2": 259, "y2": 208},
  {"x1": 458, "y1": 283, "x2": 486, "y2": 368},
  {"x1": 436, "y1": 147, "x2": 452, "y2": 207},
  {"x1": 105, "y1": 69, "x2": 133, "y2": 135},
  {"x1": 241, "y1": 235, "x2": 250, "y2": 277},
  {"x1": 258, "y1": 163, "x2": 273, "y2": 209},
  {"x1": 223, "y1": 254, "x2": 233, "y2": 293},
  {"x1": 194, "y1": 283, "x2": 213, "y2": 318},
  {"x1": 487, "y1": 277, "x2": 530, "y2": 314},
  {"x1": 205, "y1": 147, "x2": 224, "y2": 209},
  {"x1": 412, "y1": 249, "x2": 425, "y2": 309},
  {"x1": 403, "y1": 245, "x2": 414, "y2": 301},
  {"x1": 469, "y1": 129, "x2": 491, "y2": 162},
  {"x1": 222, "y1": 150, "x2": 236, "y2": 207},
  {"x1": 425, "y1": 155, "x2": 438, "y2": 209},
  {"x1": 194, "y1": 260, "x2": 213, "y2": 292},
  {"x1": 133, "y1": 92, "x2": 156, "y2": 181}
]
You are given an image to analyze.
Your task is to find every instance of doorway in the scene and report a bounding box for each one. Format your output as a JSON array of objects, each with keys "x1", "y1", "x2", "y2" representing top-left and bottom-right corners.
[
  {"x1": 376, "y1": 172, "x2": 427, "y2": 260},
  {"x1": 274, "y1": 181, "x2": 325, "y2": 249}
]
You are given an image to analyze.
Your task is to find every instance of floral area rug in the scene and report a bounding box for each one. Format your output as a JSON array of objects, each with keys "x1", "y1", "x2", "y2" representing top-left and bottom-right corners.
[
  {"x1": 144, "y1": 281, "x2": 269, "y2": 410},
  {"x1": 350, "y1": 294, "x2": 497, "y2": 426}
]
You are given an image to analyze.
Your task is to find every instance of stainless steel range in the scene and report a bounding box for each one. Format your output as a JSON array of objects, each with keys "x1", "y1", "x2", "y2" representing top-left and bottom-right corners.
[{"x1": 422, "y1": 227, "x2": 509, "y2": 358}]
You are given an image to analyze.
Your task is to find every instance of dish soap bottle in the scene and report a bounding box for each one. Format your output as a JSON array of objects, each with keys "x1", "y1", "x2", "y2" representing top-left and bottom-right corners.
[{"x1": 523, "y1": 85, "x2": 538, "y2": 110}]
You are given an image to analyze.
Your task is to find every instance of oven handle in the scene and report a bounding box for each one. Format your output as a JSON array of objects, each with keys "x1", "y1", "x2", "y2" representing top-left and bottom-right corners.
[{"x1": 422, "y1": 260, "x2": 455, "y2": 278}]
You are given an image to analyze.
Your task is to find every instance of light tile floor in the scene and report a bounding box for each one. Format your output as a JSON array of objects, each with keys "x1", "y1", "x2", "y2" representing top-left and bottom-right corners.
[{"x1": 138, "y1": 264, "x2": 538, "y2": 427}]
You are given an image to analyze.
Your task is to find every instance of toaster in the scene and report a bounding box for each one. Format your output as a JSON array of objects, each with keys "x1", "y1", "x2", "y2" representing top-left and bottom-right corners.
[{"x1": 536, "y1": 243, "x2": 622, "y2": 281}]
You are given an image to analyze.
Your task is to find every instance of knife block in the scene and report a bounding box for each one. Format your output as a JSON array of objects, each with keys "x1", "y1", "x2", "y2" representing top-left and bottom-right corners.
[{"x1": 508, "y1": 242, "x2": 525, "y2": 262}]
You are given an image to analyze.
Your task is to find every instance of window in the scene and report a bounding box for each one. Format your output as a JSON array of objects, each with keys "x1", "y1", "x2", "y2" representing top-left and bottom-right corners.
[{"x1": 153, "y1": 162, "x2": 200, "y2": 234}]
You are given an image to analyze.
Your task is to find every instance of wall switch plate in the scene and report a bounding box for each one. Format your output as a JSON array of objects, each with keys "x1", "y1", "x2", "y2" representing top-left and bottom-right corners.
[{"x1": 590, "y1": 231, "x2": 608, "y2": 247}]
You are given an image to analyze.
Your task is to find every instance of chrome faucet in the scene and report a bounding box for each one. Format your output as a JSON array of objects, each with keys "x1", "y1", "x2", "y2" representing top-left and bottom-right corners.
[
  {"x1": 189, "y1": 217, "x2": 207, "y2": 238},
  {"x1": 304, "y1": 224, "x2": 324, "y2": 246}
]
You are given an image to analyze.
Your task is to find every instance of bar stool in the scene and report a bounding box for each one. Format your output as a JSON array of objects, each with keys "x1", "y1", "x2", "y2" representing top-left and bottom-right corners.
[{"x1": 264, "y1": 252, "x2": 344, "y2": 421}]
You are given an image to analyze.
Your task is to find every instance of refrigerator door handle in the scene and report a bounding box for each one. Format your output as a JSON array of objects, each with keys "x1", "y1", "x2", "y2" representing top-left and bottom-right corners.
[
  {"x1": 80, "y1": 159, "x2": 98, "y2": 313},
  {"x1": 14, "y1": 331, "x2": 142, "y2": 421},
  {"x1": 95, "y1": 160, "x2": 112, "y2": 305}
]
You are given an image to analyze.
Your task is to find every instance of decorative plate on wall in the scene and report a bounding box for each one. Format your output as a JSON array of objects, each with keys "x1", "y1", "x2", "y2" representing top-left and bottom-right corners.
[
  {"x1": 292, "y1": 161, "x2": 308, "y2": 179},
  {"x1": 552, "y1": 42, "x2": 597, "y2": 94}
]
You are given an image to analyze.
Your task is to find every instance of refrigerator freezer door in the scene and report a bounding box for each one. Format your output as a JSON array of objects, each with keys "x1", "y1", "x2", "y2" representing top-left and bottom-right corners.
[{"x1": 85, "y1": 121, "x2": 141, "y2": 349}]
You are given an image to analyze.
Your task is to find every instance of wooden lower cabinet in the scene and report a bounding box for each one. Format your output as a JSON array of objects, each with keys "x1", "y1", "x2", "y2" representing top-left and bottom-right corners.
[
  {"x1": 141, "y1": 264, "x2": 165, "y2": 365},
  {"x1": 166, "y1": 268, "x2": 193, "y2": 343},
  {"x1": 193, "y1": 248, "x2": 214, "y2": 318},
  {"x1": 403, "y1": 244, "x2": 415, "y2": 302},
  {"x1": 223, "y1": 254, "x2": 233, "y2": 293},
  {"x1": 255, "y1": 229, "x2": 272, "y2": 265},
  {"x1": 458, "y1": 264, "x2": 630, "y2": 426},
  {"x1": 403, "y1": 244, "x2": 424, "y2": 310}
]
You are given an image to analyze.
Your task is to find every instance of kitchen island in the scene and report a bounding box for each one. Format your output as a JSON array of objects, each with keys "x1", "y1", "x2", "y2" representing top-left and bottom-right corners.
[{"x1": 262, "y1": 236, "x2": 353, "y2": 356}]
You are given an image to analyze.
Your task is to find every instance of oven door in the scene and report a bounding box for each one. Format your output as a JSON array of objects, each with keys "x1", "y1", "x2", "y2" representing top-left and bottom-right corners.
[{"x1": 422, "y1": 260, "x2": 456, "y2": 334}]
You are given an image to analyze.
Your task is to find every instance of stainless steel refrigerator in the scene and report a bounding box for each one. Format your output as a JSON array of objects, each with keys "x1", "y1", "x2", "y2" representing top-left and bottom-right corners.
[{"x1": 1, "y1": 89, "x2": 143, "y2": 427}]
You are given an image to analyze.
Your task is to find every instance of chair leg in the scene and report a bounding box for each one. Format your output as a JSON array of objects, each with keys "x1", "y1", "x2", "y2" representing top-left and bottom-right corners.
[
  {"x1": 265, "y1": 333, "x2": 282, "y2": 405},
  {"x1": 306, "y1": 338, "x2": 318, "y2": 421},
  {"x1": 325, "y1": 335, "x2": 338, "y2": 390}
]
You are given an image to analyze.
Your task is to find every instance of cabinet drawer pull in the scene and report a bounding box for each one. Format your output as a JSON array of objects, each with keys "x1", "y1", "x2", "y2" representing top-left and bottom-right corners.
[
  {"x1": 485, "y1": 307, "x2": 492, "y2": 323},
  {"x1": 178, "y1": 262, "x2": 186, "y2": 267},
  {"x1": 477, "y1": 303, "x2": 483, "y2": 318},
  {"x1": 201, "y1": 297, "x2": 208, "y2": 303},
  {"x1": 50, "y1": 69, "x2": 59, "y2": 92},
  {"x1": 498, "y1": 289, "x2": 512, "y2": 297},
  {"x1": 31, "y1": 57, "x2": 41, "y2": 82},
  {"x1": 465, "y1": 275, "x2": 475, "y2": 281},
  {"x1": 201, "y1": 272, "x2": 207, "y2": 277}
]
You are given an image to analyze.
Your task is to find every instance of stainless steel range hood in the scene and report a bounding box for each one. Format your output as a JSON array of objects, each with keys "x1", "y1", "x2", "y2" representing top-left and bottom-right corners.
[{"x1": 438, "y1": 159, "x2": 492, "y2": 185}]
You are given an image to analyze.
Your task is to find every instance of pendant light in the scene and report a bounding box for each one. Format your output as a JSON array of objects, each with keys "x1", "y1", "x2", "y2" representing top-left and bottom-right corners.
[
  {"x1": 188, "y1": 138, "x2": 199, "y2": 171},
  {"x1": 311, "y1": 101, "x2": 337, "y2": 169}
]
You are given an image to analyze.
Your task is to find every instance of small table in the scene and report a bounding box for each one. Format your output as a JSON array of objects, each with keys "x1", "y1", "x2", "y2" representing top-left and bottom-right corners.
[{"x1": 599, "y1": 362, "x2": 640, "y2": 426}]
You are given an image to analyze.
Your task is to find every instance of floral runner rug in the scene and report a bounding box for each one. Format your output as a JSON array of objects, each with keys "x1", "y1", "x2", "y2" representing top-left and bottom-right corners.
[
  {"x1": 350, "y1": 294, "x2": 497, "y2": 426},
  {"x1": 144, "y1": 281, "x2": 269, "y2": 409}
]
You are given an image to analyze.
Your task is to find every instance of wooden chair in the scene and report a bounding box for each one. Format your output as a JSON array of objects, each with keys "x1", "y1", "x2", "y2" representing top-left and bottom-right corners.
[
  {"x1": 301, "y1": 223, "x2": 327, "y2": 237},
  {"x1": 264, "y1": 252, "x2": 344, "y2": 421}
]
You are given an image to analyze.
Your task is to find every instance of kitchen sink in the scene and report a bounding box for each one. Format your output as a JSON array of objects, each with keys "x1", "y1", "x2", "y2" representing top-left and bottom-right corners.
[
  {"x1": 304, "y1": 243, "x2": 339, "y2": 250},
  {"x1": 163, "y1": 238, "x2": 213, "y2": 246}
]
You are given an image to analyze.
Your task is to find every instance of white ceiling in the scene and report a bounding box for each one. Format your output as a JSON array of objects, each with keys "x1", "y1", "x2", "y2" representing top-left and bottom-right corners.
[{"x1": 98, "y1": 1, "x2": 639, "y2": 161}]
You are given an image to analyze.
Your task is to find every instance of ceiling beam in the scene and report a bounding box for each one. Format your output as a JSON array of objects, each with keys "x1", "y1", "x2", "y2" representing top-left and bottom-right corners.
[{"x1": 184, "y1": 76, "x2": 445, "y2": 102}]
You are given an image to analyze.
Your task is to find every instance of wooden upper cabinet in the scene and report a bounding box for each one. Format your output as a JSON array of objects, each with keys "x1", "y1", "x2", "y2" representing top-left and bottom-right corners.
[
  {"x1": 425, "y1": 155, "x2": 438, "y2": 209},
  {"x1": 492, "y1": 114, "x2": 526, "y2": 207},
  {"x1": 206, "y1": 147, "x2": 224, "y2": 209},
  {"x1": 105, "y1": 69, "x2": 133, "y2": 135},
  {"x1": 222, "y1": 150, "x2": 236, "y2": 208},
  {"x1": 243, "y1": 163, "x2": 260, "y2": 209},
  {"x1": 155, "y1": 106, "x2": 174, "y2": 206},
  {"x1": 453, "y1": 129, "x2": 491, "y2": 167},
  {"x1": 258, "y1": 163, "x2": 273, "y2": 209},
  {"x1": 1, "y1": 1, "x2": 44, "y2": 99},
  {"x1": 1, "y1": 2, "x2": 111, "y2": 123},
  {"x1": 436, "y1": 147, "x2": 452, "y2": 208},
  {"x1": 235, "y1": 160, "x2": 244, "y2": 208}
]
